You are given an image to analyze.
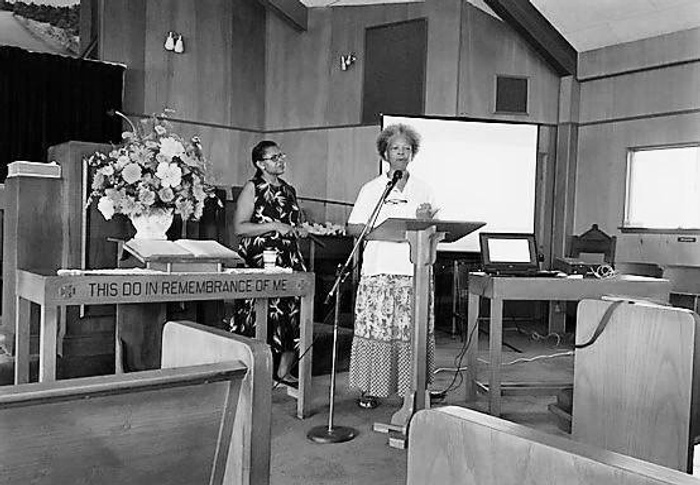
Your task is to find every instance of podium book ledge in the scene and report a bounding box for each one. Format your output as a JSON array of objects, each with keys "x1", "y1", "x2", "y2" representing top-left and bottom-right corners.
[{"x1": 367, "y1": 218, "x2": 485, "y2": 243}]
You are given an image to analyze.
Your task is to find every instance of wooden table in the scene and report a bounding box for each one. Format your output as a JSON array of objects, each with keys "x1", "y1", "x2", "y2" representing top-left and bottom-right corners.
[
  {"x1": 14, "y1": 268, "x2": 315, "y2": 418},
  {"x1": 465, "y1": 272, "x2": 671, "y2": 417}
]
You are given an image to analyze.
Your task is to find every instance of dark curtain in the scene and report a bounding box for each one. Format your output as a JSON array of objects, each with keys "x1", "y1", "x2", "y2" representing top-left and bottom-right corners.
[{"x1": 0, "y1": 46, "x2": 123, "y2": 181}]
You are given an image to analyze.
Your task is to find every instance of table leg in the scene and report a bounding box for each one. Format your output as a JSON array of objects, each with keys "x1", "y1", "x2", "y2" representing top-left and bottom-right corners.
[
  {"x1": 465, "y1": 292, "x2": 480, "y2": 402},
  {"x1": 298, "y1": 293, "x2": 314, "y2": 419},
  {"x1": 14, "y1": 296, "x2": 31, "y2": 384},
  {"x1": 254, "y1": 299, "x2": 268, "y2": 342},
  {"x1": 548, "y1": 300, "x2": 566, "y2": 334},
  {"x1": 488, "y1": 297, "x2": 503, "y2": 417},
  {"x1": 39, "y1": 305, "x2": 58, "y2": 382},
  {"x1": 116, "y1": 303, "x2": 167, "y2": 372}
]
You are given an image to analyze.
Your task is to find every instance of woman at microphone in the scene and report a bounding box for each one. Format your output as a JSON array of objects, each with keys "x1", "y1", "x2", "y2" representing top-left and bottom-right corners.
[
  {"x1": 346, "y1": 124, "x2": 439, "y2": 409},
  {"x1": 229, "y1": 140, "x2": 307, "y2": 385}
]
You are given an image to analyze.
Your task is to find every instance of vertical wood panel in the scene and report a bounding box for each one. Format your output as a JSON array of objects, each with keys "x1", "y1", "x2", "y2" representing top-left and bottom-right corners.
[
  {"x1": 325, "y1": 125, "x2": 379, "y2": 223},
  {"x1": 99, "y1": 0, "x2": 147, "y2": 114},
  {"x1": 275, "y1": 130, "x2": 329, "y2": 203},
  {"x1": 265, "y1": 8, "x2": 332, "y2": 130},
  {"x1": 424, "y1": 0, "x2": 462, "y2": 116},
  {"x1": 458, "y1": 2, "x2": 559, "y2": 123},
  {"x1": 230, "y1": 0, "x2": 266, "y2": 130}
]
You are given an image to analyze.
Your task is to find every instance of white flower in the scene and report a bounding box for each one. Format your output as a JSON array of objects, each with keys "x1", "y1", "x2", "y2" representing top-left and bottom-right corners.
[
  {"x1": 98, "y1": 165, "x2": 114, "y2": 177},
  {"x1": 158, "y1": 187, "x2": 175, "y2": 202},
  {"x1": 116, "y1": 154, "x2": 130, "y2": 170},
  {"x1": 159, "y1": 137, "x2": 185, "y2": 160},
  {"x1": 122, "y1": 163, "x2": 143, "y2": 184},
  {"x1": 138, "y1": 187, "x2": 156, "y2": 206},
  {"x1": 156, "y1": 162, "x2": 182, "y2": 188},
  {"x1": 97, "y1": 197, "x2": 115, "y2": 220},
  {"x1": 154, "y1": 125, "x2": 167, "y2": 135}
]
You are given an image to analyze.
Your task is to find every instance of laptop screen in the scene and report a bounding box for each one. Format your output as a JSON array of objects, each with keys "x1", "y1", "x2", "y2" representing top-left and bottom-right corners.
[{"x1": 479, "y1": 233, "x2": 539, "y2": 274}]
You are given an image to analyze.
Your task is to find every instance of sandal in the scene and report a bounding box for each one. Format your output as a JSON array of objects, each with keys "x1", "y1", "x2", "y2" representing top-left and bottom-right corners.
[{"x1": 357, "y1": 395, "x2": 380, "y2": 409}]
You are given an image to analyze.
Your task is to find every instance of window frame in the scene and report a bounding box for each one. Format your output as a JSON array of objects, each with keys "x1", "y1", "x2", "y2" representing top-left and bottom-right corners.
[{"x1": 622, "y1": 142, "x2": 700, "y2": 234}]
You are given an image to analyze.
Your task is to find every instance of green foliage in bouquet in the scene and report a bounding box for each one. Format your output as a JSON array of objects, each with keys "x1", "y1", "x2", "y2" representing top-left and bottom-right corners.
[{"x1": 86, "y1": 111, "x2": 218, "y2": 222}]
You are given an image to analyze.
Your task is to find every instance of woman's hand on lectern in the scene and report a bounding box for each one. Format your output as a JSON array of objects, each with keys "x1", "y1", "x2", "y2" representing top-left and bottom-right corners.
[{"x1": 416, "y1": 203, "x2": 439, "y2": 219}]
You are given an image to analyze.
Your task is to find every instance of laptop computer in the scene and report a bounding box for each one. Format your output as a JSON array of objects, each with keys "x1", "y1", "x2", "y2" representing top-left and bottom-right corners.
[{"x1": 479, "y1": 232, "x2": 552, "y2": 276}]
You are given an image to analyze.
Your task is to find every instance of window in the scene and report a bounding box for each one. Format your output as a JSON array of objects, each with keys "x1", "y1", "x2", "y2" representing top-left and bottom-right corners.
[{"x1": 624, "y1": 145, "x2": 700, "y2": 230}]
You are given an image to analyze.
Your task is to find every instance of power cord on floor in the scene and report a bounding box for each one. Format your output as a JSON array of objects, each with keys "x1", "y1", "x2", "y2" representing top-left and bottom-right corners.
[
  {"x1": 478, "y1": 350, "x2": 574, "y2": 367},
  {"x1": 432, "y1": 316, "x2": 479, "y2": 397}
]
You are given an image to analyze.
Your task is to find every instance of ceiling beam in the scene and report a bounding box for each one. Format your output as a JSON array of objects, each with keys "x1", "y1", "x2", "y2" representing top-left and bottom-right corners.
[
  {"x1": 256, "y1": 0, "x2": 308, "y2": 31},
  {"x1": 483, "y1": 0, "x2": 577, "y2": 77}
]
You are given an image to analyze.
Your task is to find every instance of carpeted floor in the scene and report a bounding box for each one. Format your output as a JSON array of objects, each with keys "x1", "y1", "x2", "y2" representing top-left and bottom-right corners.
[{"x1": 269, "y1": 322, "x2": 575, "y2": 484}]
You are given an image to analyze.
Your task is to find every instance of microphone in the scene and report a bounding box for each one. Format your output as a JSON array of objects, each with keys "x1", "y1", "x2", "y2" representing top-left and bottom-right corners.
[{"x1": 387, "y1": 170, "x2": 403, "y2": 188}]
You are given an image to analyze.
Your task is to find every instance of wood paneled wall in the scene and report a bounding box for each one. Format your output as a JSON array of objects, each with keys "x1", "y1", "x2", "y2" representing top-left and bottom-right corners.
[
  {"x1": 265, "y1": 3, "x2": 425, "y2": 130},
  {"x1": 94, "y1": 0, "x2": 562, "y2": 227},
  {"x1": 578, "y1": 28, "x2": 700, "y2": 80},
  {"x1": 458, "y1": 3, "x2": 560, "y2": 124},
  {"x1": 575, "y1": 27, "x2": 700, "y2": 266},
  {"x1": 266, "y1": 125, "x2": 378, "y2": 223},
  {"x1": 100, "y1": 0, "x2": 265, "y2": 130},
  {"x1": 98, "y1": 0, "x2": 147, "y2": 114}
]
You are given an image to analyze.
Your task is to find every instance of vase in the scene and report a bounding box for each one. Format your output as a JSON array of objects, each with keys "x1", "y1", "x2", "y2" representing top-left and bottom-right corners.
[{"x1": 129, "y1": 208, "x2": 174, "y2": 240}]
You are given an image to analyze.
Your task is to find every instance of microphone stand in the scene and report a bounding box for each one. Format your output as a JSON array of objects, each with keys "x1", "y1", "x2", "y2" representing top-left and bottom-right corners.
[{"x1": 307, "y1": 172, "x2": 401, "y2": 444}]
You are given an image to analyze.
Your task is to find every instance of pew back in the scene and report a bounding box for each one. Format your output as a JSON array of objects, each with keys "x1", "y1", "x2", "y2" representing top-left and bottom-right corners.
[
  {"x1": 162, "y1": 320, "x2": 272, "y2": 485},
  {"x1": 0, "y1": 321, "x2": 271, "y2": 485},
  {"x1": 407, "y1": 406, "x2": 700, "y2": 485},
  {"x1": 0, "y1": 362, "x2": 245, "y2": 484}
]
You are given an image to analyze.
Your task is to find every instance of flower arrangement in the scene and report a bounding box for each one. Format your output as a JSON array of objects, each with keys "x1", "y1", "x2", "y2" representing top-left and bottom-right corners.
[{"x1": 85, "y1": 111, "x2": 217, "y2": 223}]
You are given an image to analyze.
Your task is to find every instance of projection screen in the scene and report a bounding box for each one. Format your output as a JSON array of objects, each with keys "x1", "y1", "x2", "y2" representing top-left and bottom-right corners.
[{"x1": 382, "y1": 114, "x2": 539, "y2": 252}]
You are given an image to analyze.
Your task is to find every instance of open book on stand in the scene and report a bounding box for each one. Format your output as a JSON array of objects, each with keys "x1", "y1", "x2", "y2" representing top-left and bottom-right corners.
[{"x1": 123, "y1": 239, "x2": 244, "y2": 272}]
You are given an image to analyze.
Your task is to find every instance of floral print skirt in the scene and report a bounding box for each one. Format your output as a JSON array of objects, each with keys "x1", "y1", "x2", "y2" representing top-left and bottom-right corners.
[{"x1": 348, "y1": 273, "x2": 435, "y2": 398}]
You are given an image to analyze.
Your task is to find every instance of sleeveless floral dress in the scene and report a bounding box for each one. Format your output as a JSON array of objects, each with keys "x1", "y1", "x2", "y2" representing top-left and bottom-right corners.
[{"x1": 229, "y1": 174, "x2": 307, "y2": 357}]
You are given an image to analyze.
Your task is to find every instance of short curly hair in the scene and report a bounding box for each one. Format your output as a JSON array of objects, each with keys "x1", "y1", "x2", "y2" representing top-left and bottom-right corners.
[{"x1": 376, "y1": 123, "x2": 421, "y2": 159}]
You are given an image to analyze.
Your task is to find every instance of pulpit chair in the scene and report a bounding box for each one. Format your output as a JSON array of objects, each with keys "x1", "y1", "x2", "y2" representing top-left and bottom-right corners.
[
  {"x1": 563, "y1": 224, "x2": 617, "y2": 332},
  {"x1": 568, "y1": 224, "x2": 616, "y2": 265}
]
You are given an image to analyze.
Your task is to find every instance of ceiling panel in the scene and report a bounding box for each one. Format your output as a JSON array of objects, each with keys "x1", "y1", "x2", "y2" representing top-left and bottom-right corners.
[{"x1": 300, "y1": 0, "x2": 700, "y2": 52}]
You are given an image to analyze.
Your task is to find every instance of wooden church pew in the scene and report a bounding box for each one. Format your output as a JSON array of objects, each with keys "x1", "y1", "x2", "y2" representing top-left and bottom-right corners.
[
  {"x1": 0, "y1": 321, "x2": 271, "y2": 485},
  {"x1": 407, "y1": 406, "x2": 700, "y2": 485}
]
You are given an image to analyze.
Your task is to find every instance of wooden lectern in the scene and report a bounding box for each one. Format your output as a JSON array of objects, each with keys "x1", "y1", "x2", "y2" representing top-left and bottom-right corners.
[{"x1": 367, "y1": 218, "x2": 485, "y2": 449}]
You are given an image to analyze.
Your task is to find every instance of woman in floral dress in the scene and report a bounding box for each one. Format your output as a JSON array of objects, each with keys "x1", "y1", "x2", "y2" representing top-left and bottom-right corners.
[
  {"x1": 231, "y1": 140, "x2": 307, "y2": 383},
  {"x1": 347, "y1": 124, "x2": 439, "y2": 408}
]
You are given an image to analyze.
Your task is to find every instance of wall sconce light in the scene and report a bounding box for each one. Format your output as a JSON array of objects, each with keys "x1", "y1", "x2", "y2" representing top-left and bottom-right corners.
[
  {"x1": 164, "y1": 31, "x2": 175, "y2": 51},
  {"x1": 340, "y1": 53, "x2": 356, "y2": 71},
  {"x1": 174, "y1": 34, "x2": 184, "y2": 54},
  {"x1": 164, "y1": 31, "x2": 185, "y2": 54}
]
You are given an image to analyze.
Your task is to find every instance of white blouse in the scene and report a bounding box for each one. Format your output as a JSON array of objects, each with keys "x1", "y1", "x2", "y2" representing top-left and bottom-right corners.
[{"x1": 348, "y1": 172, "x2": 438, "y2": 276}]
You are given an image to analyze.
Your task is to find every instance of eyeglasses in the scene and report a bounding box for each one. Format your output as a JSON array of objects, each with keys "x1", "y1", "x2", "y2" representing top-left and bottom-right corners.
[
  {"x1": 261, "y1": 153, "x2": 286, "y2": 162},
  {"x1": 385, "y1": 198, "x2": 408, "y2": 205}
]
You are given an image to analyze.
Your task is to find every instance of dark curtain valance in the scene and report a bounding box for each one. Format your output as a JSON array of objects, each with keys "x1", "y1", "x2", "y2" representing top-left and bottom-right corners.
[{"x1": 0, "y1": 46, "x2": 123, "y2": 181}]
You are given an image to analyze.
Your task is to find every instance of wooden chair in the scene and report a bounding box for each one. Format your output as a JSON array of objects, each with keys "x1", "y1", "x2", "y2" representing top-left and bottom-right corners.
[
  {"x1": 408, "y1": 406, "x2": 700, "y2": 485},
  {"x1": 569, "y1": 223, "x2": 616, "y2": 264},
  {"x1": 0, "y1": 321, "x2": 271, "y2": 485}
]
